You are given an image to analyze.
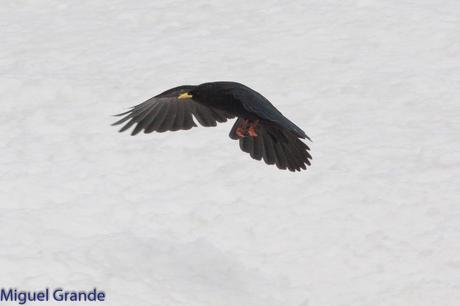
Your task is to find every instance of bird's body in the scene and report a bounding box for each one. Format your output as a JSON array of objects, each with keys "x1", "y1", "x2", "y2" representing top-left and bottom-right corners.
[{"x1": 113, "y1": 81, "x2": 312, "y2": 171}]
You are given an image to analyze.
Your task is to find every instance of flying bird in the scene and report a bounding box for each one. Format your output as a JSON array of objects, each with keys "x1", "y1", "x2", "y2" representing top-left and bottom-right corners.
[{"x1": 113, "y1": 81, "x2": 312, "y2": 171}]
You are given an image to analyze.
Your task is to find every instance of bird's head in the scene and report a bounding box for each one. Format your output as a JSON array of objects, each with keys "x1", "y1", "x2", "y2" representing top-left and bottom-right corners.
[
  {"x1": 177, "y1": 84, "x2": 209, "y2": 100},
  {"x1": 177, "y1": 83, "x2": 219, "y2": 102}
]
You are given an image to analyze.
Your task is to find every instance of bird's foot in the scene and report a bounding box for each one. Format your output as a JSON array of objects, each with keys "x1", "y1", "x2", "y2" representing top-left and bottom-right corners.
[
  {"x1": 248, "y1": 126, "x2": 258, "y2": 137},
  {"x1": 248, "y1": 120, "x2": 259, "y2": 137},
  {"x1": 236, "y1": 119, "x2": 258, "y2": 138},
  {"x1": 236, "y1": 119, "x2": 249, "y2": 138},
  {"x1": 236, "y1": 127, "x2": 246, "y2": 138}
]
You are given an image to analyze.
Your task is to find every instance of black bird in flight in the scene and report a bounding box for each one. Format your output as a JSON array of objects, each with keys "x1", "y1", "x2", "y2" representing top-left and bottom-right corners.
[{"x1": 113, "y1": 81, "x2": 312, "y2": 171}]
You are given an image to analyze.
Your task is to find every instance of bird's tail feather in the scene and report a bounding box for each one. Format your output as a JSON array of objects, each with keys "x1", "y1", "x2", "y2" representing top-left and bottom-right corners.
[{"x1": 229, "y1": 119, "x2": 311, "y2": 171}]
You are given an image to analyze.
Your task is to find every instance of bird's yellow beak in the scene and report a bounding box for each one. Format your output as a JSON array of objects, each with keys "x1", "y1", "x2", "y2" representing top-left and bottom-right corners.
[{"x1": 178, "y1": 92, "x2": 193, "y2": 100}]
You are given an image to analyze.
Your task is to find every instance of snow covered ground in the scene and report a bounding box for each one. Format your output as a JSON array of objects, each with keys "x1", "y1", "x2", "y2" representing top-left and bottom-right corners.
[{"x1": 1, "y1": 0, "x2": 459, "y2": 305}]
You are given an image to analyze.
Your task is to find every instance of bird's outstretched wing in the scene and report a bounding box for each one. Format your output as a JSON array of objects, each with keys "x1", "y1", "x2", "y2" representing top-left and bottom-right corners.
[
  {"x1": 229, "y1": 119, "x2": 312, "y2": 172},
  {"x1": 113, "y1": 85, "x2": 235, "y2": 135}
]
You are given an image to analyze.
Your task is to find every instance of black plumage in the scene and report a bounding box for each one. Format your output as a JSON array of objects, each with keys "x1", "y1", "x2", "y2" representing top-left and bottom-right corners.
[{"x1": 113, "y1": 81, "x2": 312, "y2": 171}]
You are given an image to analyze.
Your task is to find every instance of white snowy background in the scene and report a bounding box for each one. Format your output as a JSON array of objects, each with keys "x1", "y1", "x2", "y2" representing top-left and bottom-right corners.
[{"x1": 1, "y1": 0, "x2": 459, "y2": 305}]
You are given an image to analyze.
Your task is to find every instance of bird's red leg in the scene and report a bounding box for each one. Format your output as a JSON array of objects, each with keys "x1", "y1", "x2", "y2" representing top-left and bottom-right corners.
[
  {"x1": 236, "y1": 127, "x2": 245, "y2": 138},
  {"x1": 236, "y1": 119, "x2": 249, "y2": 138},
  {"x1": 248, "y1": 120, "x2": 259, "y2": 137}
]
